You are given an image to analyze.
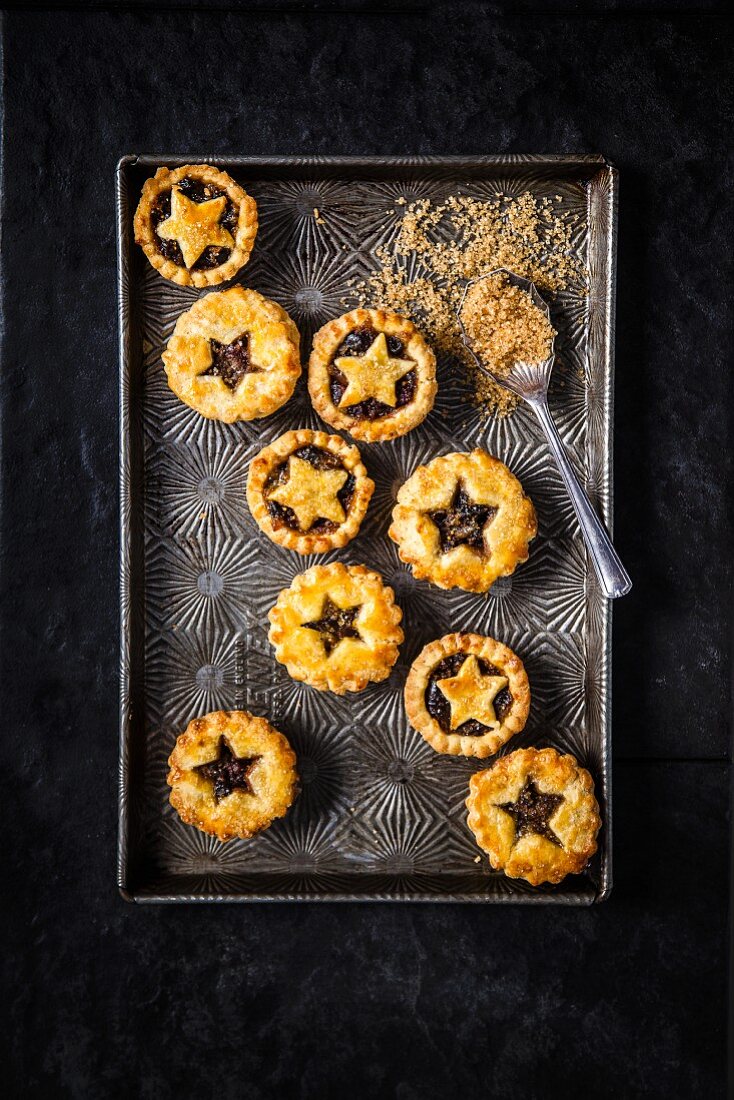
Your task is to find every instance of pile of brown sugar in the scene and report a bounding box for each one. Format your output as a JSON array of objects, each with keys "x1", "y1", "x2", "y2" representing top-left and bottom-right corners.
[
  {"x1": 353, "y1": 191, "x2": 586, "y2": 416},
  {"x1": 459, "y1": 272, "x2": 556, "y2": 375}
]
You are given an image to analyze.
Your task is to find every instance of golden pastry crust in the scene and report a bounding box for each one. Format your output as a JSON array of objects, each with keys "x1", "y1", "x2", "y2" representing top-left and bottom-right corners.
[
  {"x1": 308, "y1": 308, "x2": 437, "y2": 442},
  {"x1": 389, "y1": 449, "x2": 537, "y2": 592},
  {"x1": 268, "y1": 562, "x2": 403, "y2": 694},
  {"x1": 167, "y1": 710, "x2": 298, "y2": 842},
  {"x1": 405, "y1": 632, "x2": 530, "y2": 758},
  {"x1": 162, "y1": 287, "x2": 301, "y2": 423},
  {"x1": 247, "y1": 429, "x2": 374, "y2": 554},
  {"x1": 466, "y1": 747, "x2": 601, "y2": 886},
  {"x1": 134, "y1": 163, "x2": 258, "y2": 287}
]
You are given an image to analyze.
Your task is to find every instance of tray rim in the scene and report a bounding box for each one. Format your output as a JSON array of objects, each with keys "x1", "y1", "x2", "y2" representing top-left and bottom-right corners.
[{"x1": 117, "y1": 153, "x2": 617, "y2": 905}]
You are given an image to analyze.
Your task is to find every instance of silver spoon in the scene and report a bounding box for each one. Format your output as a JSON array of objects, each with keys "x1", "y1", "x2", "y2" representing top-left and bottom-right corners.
[{"x1": 457, "y1": 269, "x2": 632, "y2": 599}]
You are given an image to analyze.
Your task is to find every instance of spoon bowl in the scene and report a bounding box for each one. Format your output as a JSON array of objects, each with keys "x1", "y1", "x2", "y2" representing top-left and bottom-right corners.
[{"x1": 457, "y1": 268, "x2": 555, "y2": 404}]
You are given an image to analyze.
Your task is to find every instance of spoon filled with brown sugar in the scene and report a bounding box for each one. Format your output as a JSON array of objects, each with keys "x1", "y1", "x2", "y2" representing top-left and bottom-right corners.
[{"x1": 457, "y1": 269, "x2": 631, "y2": 599}]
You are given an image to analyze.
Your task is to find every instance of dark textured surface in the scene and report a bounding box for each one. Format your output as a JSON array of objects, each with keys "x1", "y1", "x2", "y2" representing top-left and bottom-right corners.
[{"x1": 1, "y1": 4, "x2": 731, "y2": 1096}]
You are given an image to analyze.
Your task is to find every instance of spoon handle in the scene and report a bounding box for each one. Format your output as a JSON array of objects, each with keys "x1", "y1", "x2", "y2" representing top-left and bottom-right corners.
[{"x1": 530, "y1": 398, "x2": 632, "y2": 599}]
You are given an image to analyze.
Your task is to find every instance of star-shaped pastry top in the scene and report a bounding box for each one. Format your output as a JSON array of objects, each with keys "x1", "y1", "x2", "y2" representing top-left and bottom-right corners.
[
  {"x1": 301, "y1": 596, "x2": 363, "y2": 656},
  {"x1": 199, "y1": 333, "x2": 263, "y2": 391},
  {"x1": 334, "y1": 332, "x2": 414, "y2": 408},
  {"x1": 428, "y1": 482, "x2": 497, "y2": 554},
  {"x1": 193, "y1": 737, "x2": 260, "y2": 802},
  {"x1": 156, "y1": 186, "x2": 235, "y2": 268},
  {"x1": 497, "y1": 778, "x2": 564, "y2": 847},
  {"x1": 435, "y1": 655, "x2": 509, "y2": 731},
  {"x1": 267, "y1": 456, "x2": 349, "y2": 531}
]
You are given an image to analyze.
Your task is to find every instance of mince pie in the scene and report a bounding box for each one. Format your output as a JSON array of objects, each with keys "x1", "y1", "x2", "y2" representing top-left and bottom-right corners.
[
  {"x1": 268, "y1": 562, "x2": 403, "y2": 694},
  {"x1": 247, "y1": 429, "x2": 374, "y2": 554},
  {"x1": 134, "y1": 164, "x2": 258, "y2": 287},
  {"x1": 466, "y1": 747, "x2": 601, "y2": 885},
  {"x1": 162, "y1": 287, "x2": 301, "y2": 422},
  {"x1": 405, "y1": 633, "x2": 530, "y2": 758},
  {"x1": 389, "y1": 449, "x2": 537, "y2": 592},
  {"x1": 308, "y1": 308, "x2": 437, "y2": 442},
  {"x1": 167, "y1": 709, "x2": 298, "y2": 842}
]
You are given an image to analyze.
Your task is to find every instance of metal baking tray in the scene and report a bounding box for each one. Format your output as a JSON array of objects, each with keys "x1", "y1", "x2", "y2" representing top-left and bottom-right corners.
[{"x1": 117, "y1": 155, "x2": 616, "y2": 904}]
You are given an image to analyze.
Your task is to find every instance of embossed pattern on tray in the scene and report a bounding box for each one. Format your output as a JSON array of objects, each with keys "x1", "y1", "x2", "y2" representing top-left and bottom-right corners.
[{"x1": 118, "y1": 156, "x2": 616, "y2": 903}]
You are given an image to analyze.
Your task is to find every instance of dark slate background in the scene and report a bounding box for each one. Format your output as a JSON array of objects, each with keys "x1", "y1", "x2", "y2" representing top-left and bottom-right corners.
[{"x1": 2, "y1": 2, "x2": 732, "y2": 1096}]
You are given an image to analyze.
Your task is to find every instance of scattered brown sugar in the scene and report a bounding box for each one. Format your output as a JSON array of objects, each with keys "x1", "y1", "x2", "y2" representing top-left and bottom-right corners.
[
  {"x1": 460, "y1": 272, "x2": 556, "y2": 375},
  {"x1": 353, "y1": 190, "x2": 587, "y2": 416}
]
